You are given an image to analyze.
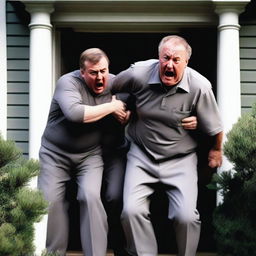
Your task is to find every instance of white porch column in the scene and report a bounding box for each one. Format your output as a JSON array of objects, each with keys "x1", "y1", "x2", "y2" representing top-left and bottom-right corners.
[
  {"x1": 213, "y1": 0, "x2": 250, "y2": 202},
  {"x1": 0, "y1": 0, "x2": 7, "y2": 139},
  {"x1": 26, "y1": 3, "x2": 54, "y2": 160},
  {"x1": 25, "y1": 3, "x2": 54, "y2": 255}
]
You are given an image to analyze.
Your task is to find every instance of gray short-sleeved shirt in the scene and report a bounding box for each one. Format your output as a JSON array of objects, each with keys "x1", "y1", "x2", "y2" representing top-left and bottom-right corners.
[
  {"x1": 41, "y1": 70, "x2": 124, "y2": 154},
  {"x1": 112, "y1": 60, "x2": 223, "y2": 161}
]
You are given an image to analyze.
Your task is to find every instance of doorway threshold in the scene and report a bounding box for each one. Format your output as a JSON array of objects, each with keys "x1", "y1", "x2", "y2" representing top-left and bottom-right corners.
[{"x1": 67, "y1": 252, "x2": 217, "y2": 256}]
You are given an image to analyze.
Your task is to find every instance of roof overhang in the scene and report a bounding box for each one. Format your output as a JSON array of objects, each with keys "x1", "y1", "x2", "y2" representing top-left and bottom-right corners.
[{"x1": 20, "y1": 0, "x2": 250, "y2": 32}]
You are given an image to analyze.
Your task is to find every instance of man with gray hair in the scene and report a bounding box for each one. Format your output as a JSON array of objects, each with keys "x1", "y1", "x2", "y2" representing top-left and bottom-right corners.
[{"x1": 112, "y1": 35, "x2": 223, "y2": 256}]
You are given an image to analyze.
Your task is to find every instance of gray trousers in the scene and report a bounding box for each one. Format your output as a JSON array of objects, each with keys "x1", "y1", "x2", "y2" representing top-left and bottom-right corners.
[
  {"x1": 38, "y1": 146, "x2": 108, "y2": 256},
  {"x1": 121, "y1": 143, "x2": 201, "y2": 256},
  {"x1": 102, "y1": 148, "x2": 127, "y2": 256}
]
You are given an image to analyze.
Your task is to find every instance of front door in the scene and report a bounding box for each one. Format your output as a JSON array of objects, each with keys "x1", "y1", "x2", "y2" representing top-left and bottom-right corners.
[{"x1": 60, "y1": 29, "x2": 218, "y2": 253}]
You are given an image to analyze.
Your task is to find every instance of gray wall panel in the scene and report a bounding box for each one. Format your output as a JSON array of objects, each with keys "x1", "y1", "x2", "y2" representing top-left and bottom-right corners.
[
  {"x1": 240, "y1": 23, "x2": 256, "y2": 113},
  {"x1": 7, "y1": 1, "x2": 30, "y2": 155}
]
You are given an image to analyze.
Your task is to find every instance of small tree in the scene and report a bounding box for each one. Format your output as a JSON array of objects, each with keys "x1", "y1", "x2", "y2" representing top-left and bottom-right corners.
[
  {"x1": 0, "y1": 135, "x2": 48, "y2": 256},
  {"x1": 210, "y1": 103, "x2": 256, "y2": 256}
]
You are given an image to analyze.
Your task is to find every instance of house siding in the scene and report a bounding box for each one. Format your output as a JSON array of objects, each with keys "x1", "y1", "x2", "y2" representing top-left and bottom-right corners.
[
  {"x1": 240, "y1": 0, "x2": 256, "y2": 114},
  {"x1": 240, "y1": 25, "x2": 256, "y2": 114},
  {"x1": 6, "y1": 1, "x2": 30, "y2": 156}
]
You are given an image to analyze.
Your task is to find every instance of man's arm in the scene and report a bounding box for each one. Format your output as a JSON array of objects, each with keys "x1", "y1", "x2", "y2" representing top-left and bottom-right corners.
[
  {"x1": 111, "y1": 68, "x2": 134, "y2": 94},
  {"x1": 83, "y1": 95, "x2": 126, "y2": 123},
  {"x1": 208, "y1": 131, "x2": 223, "y2": 168},
  {"x1": 55, "y1": 77, "x2": 126, "y2": 123}
]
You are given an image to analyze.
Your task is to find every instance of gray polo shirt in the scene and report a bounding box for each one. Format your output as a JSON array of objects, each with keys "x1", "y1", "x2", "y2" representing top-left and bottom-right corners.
[
  {"x1": 41, "y1": 70, "x2": 124, "y2": 154},
  {"x1": 112, "y1": 60, "x2": 223, "y2": 161}
]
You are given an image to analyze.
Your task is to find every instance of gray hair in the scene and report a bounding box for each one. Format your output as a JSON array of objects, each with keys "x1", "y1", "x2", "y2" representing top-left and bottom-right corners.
[{"x1": 158, "y1": 35, "x2": 192, "y2": 60}]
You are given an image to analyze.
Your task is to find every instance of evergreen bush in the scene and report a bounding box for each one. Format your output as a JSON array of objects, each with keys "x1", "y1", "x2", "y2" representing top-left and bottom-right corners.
[
  {"x1": 0, "y1": 135, "x2": 48, "y2": 256},
  {"x1": 209, "y1": 103, "x2": 256, "y2": 256}
]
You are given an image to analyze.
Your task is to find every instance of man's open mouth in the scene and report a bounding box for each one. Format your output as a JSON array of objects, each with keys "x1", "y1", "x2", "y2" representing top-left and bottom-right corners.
[
  {"x1": 96, "y1": 82, "x2": 103, "y2": 88},
  {"x1": 165, "y1": 71, "x2": 175, "y2": 77}
]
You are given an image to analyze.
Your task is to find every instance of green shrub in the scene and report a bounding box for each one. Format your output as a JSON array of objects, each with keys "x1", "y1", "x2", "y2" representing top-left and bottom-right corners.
[
  {"x1": 209, "y1": 103, "x2": 256, "y2": 256},
  {"x1": 0, "y1": 135, "x2": 48, "y2": 256}
]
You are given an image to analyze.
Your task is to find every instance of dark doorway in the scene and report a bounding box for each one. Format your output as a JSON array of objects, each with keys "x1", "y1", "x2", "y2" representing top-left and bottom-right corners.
[
  {"x1": 60, "y1": 29, "x2": 218, "y2": 253},
  {"x1": 60, "y1": 29, "x2": 217, "y2": 86}
]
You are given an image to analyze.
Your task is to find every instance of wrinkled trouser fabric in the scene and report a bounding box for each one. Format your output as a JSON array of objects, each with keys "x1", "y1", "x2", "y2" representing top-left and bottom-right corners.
[
  {"x1": 102, "y1": 147, "x2": 128, "y2": 256},
  {"x1": 38, "y1": 145, "x2": 108, "y2": 256},
  {"x1": 121, "y1": 143, "x2": 201, "y2": 256}
]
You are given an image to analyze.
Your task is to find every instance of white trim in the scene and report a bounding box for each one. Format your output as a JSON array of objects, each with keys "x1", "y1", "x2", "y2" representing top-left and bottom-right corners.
[
  {"x1": 214, "y1": 1, "x2": 249, "y2": 204},
  {"x1": 26, "y1": 3, "x2": 54, "y2": 160},
  {"x1": 25, "y1": 4, "x2": 54, "y2": 254},
  {"x1": 21, "y1": 0, "x2": 219, "y2": 32},
  {"x1": 0, "y1": 0, "x2": 7, "y2": 139},
  {"x1": 52, "y1": 28, "x2": 61, "y2": 86}
]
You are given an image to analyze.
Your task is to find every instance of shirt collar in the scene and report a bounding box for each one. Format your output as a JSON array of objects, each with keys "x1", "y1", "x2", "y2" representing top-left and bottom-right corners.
[
  {"x1": 148, "y1": 62, "x2": 162, "y2": 85},
  {"x1": 148, "y1": 63, "x2": 190, "y2": 93},
  {"x1": 176, "y1": 68, "x2": 190, "y2": 93}
]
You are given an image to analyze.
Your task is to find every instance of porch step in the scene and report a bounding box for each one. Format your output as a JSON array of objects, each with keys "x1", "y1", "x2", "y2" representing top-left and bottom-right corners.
[{"x1": 67, "y1": 252, "x2": 217, "y2": 256}]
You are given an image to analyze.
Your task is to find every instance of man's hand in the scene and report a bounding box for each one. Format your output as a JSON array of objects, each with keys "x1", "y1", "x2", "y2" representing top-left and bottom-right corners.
[
  {"x1": 83, "y1": 95, "x2": 126, "y2": 123},
  {"x1": 114, "y1": 110, "x2": 131, "y2": 125},
  {"x1": 181, "y1": 116, "x2": 197, "y2": 130},
  {"x1": 111, "y1": 95, "x2": 128, "y2": 123},
  {"x1": 208, "y1": 149, "x2": 222, "y2": 168},
  {"x1": 111, "y1": 95, "x2": 126, "y2": 112}
]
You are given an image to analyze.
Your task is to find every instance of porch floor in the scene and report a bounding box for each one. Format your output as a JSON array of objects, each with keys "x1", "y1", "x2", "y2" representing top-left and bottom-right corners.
[{"x1": 67, "y1": 251, "x2": 217, "y2": 256}]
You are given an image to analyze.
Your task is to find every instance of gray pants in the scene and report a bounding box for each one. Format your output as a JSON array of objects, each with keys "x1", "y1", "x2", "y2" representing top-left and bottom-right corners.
[
  {"x1": 38, "y1": 146, "x2": 108, "y2": 256},
  {"x1": 121, "y1": 143, "x2": 201, "y2": 256},
  {"x1": 102, "y1": 148, "x2": 127, "y2": 256}
]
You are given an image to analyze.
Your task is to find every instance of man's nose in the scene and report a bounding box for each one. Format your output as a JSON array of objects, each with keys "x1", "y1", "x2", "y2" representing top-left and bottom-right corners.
[
  {"x1": 96, "y1": 72, "x2": 103, "y2": 79},
  {"x1": 166, "y1": 60, "x2": 173, "y2": 68}
]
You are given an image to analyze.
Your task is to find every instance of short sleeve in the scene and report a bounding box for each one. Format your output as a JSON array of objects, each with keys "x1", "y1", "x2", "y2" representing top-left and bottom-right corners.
[{"x1": 196, "y1": 89, "x2": 223, "y2": 136}]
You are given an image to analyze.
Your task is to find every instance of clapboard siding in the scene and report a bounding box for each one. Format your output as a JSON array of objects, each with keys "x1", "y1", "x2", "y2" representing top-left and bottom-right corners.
[
  {"x1": 240, "y1": 59, "x2": 256, "y2": 69},
  {"x1": 8, "y1": 118, "x2": 29, "y2": 130},
  {"x1": 6, "y1": 1, "x2": 29, "y2": 156},
  {"x1": 8, "y1": 130, "x2": 29, "y2": 141},
  {"x1": 240, "y1": 25, "x2": 256, "y2": 36},
  {"x1": 241, "y1": 95, "x2": 256, "y2": 107},
  {"x1": 241, "y1": 108, "x2": 252, "y2": 114},
  {"x1": 7, "y1": 94, "x2": 29, "y2": 105},
  {"x1": 240, "y1": 37, "x2": 256, "y2": 47},
  {"x1": 8, "y1": 59, "x2": 29, "y2": 70},
  {"x1": 7, "y1": 12, "x2": 21, "y2": 23},
  {"x1": 7, "y1": 82, "x2": 29, "y2": 93},
  {"x1": 241, "y1": 83, "x2": 256, "y2": 94},
  {"x1": 7, "y1": 46, "x2": 29, "y2": 59},
  {"x1": 7, "y1": 24, "x2": 30, "y2": 36},
  {"x1": 240, "y1": 48, "x2": 256, "y2": 58},
  {"x1": 7, "y1": 36, "x2": 30, "y2": 46},
  {"x1": 241, "y1": 71, "x2": 256, "y2": 82},
  {"x1": 8, "y1": 106, "x2": 29, "y2": 118},
  {"x1": 15, "y1": 142, "x2": 29, "y2": 155},
  {"x1": 240, "y1": 22, "x2": 256, "y2": 114},
  {"x1": 7, "y1": 70, "x2": 29, "y2": 81}
]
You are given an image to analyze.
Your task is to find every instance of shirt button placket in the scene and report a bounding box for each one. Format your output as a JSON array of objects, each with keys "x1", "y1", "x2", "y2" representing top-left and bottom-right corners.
[{"x1": 160, "y1": 96, "x2": 167, "y2": 110}]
